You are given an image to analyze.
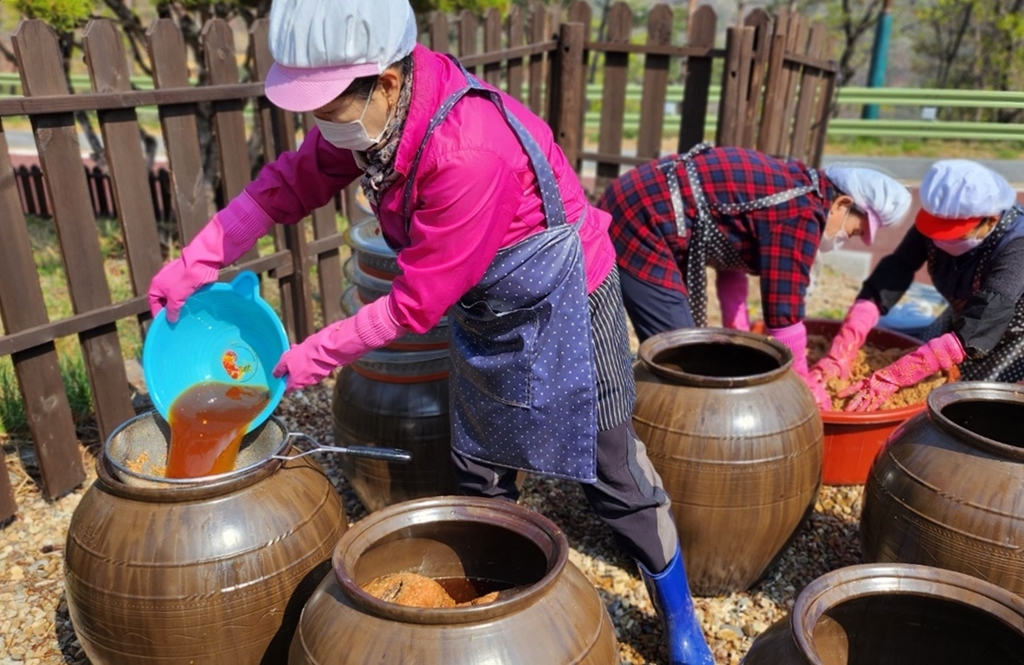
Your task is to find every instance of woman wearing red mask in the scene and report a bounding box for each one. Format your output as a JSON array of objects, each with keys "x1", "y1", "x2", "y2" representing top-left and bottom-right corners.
[{"x1": 813, "y1": 159, "x2": 1024, "y2": 411}]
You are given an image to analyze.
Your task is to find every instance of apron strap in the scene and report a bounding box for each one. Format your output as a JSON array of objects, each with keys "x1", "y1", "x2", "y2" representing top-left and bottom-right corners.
[
  {"x1": 403, "y1": 56, "x2": 567, "y2": 228},
  {"x1": 666, "y1": 143, "x2": 822, "y2": 327}
]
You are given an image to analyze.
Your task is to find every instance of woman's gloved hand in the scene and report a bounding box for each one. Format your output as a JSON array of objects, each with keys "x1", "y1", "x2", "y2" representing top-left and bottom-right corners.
[
  {"x1": 839, "y1": 332, "x2": 965, "y2": 412},
  {"x1": 148, "y1": 193, "x2": 273, "y2": 323},
  {"x1": 809, "y1": 299, "x2": 880, "y2": 382},
  {"x1": 273, "y1": 297, "x2": 407, "y2": 391},
  {"x1": 716, "y1": 269, "x2": 750, "y2": 331},
  {"x1": 768, "y1": 321, "x2": 833, "y2": 410}
]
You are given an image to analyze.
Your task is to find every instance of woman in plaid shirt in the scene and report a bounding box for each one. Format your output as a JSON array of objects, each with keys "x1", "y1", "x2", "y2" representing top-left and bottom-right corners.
[{"x1": 597, "y1": 144, "x2": 911, "y2": 405}]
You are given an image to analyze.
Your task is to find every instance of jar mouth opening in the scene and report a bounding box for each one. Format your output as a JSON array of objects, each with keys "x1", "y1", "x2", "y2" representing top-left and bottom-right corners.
[
  {"x1": 927, "y1": 382, "x2": 1024, "y2": 460},
  {"x1": 639, "y1": 328, "x2": 791, "y2": 387},
  {"x1": 102, "y1": 411, "x2": 288, "y2": 491},
  {"x1": 792, "y1": 564, "x2": 1024, "y2": 664},
  {"x1": 333, "y1": 496, "x2": 568, "y2": 624}
]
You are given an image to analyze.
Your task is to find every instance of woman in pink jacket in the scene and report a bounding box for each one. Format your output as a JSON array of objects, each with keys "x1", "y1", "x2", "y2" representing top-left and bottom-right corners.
[{"x1": 147, "y1": 1, "x2": 712, "y2": 662}]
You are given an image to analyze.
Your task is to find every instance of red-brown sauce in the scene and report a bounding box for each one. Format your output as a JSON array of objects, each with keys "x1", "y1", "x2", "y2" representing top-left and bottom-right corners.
[{"x1": 165, "y1": 382, "x2": 269, "y2": 479}]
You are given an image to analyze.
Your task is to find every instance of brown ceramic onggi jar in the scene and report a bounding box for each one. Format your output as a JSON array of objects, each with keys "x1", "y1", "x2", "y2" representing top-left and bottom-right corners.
[
  {"x1": 289, "y1": 496, "x2": 619, "y2": 664},
  {"x1": 742, "y1": 563, "x2": 1024, "y2": 664},
  {"x1": 860, "y1": 381, "x2": 1024, "y2": 595},
  {"x1": 632, "y1": 328, "x2": 823, "y2": 596},
  {"x1": 64, "y1": 415, "x2": 347, "y2": 664}
]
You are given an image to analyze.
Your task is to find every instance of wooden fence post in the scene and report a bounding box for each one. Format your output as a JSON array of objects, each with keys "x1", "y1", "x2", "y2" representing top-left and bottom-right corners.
[
  {"x1": 636, "y1": 4, "x2": 673, "y2": 160},
  {"x1": 83, "y1": 19, "x2": 165, "y2": 333},
  {"x1": 147, "y1": 19, "x2": 212, "y2": 244},
  {"x1": 548, "y1": 22, "x2": 585, "y2": 170},
  {"x1": 13, "y1": 19, "x2": 135, "y2": 452},
  {"x1": 251, "y1": 18, "x2": 323, "y2": 337},
  {"x1": 679, "y1": 5, "x2": 716, "y2": 153},
  {"x1": 0, "y1": 122, "x2": 84, "y2": 514}
]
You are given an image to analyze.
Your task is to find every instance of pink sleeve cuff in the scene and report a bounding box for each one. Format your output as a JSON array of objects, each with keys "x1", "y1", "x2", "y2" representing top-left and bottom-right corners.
[
  {"x1": 767, "y1": 321, "x2": 810, "y2": 377},
  {"x1": 218, "y1": 191, "x2": 276, "y2": 250},
  {"x1": 354, "y1": 296, "x2": 408, "y2": 349}
]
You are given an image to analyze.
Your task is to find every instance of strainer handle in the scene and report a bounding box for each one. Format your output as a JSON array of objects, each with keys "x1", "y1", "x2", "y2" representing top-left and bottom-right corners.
[{"x1": 273, "y1": 432, "x2": 412, "y2": 463}]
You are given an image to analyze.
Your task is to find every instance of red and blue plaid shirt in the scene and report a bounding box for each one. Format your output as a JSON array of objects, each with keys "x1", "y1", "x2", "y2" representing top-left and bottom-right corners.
[{"x1": 597, "y1": 146, "x2": 837, "y2": 329}]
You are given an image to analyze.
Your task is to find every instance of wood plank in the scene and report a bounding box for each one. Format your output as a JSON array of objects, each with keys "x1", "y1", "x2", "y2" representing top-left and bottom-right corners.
[
  {"x1": 810, "y1": 35, "x2": 839, "y2": 167},
  {"x1": 430, "y1": 13, "x2": 450, "y2": 54},
  {"x1": 790, "y1": 21, "x2": 827, "y2": 163},
  {"x1": 13, "y1": 19, "x2": 134, "y2": 450},
  {"x1": 506, "y1": 6, "x2": 524, "y2": 101},
  {"x1": 679, "y1": 4, "x2": 717, "y2": 153},
  {"x1": 636, "y1": 4, "x2": 672, "y2": 159},
  {"x1": 203, "y1": 19, "x2": 259, "y2": 268},
  {"x1": 594, "y1": 2, "x2": 632, "y2": 196},
  {"x1": 527, "y1": 2, "x2": 549, "y2": 117},
  {"x1": 251, "y1": 19, "x2": 314, "y2": 342},
  {"x1": 756, "y1": 12, "x2": 790, "y2": 156},
  {"x1": 778, "y1": 14, "x2": 809, "y2": 158},
  {"x1": 459, "y1": 11, "x2": 479, "y2": 74},
  {"x1": 0, "y1": 82, "x2": 265, "y2": 117},
  {"x1": 147, "y1": 19, "x2": 212, "y2": 244},
  {"x1": 483, "y1": 8, "x2": 502, "y2": 88},
  {"x1": 83, "y1": 19, "x2": 164, "y2": 319},
  {"x1": 716, "y1": 26, "x2": 744, "y2": 147},
  {"x1": 741, "y1": 9, "x2": 773, "y2": 148},
  {"x1": 566, "y1": 1, "x2": 590, "y2": 135},
  {"x1": 548, "y1": 22, "x2": 586, "y2": 170},
  {"x1": 0, "y1": 121, "x2": 83, "y2": 509}
]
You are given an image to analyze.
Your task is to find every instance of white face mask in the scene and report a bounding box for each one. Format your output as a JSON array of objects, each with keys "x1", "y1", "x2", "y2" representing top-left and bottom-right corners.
[
  {"x1": 934, "y1": 236, "x2": 985, "y2": 256},
  {"x1": 818, "y1": 228, "x2": 848, "y2": 253},
  {"x1": 314, "y1": 84, "x2": 392, "y2": 151}
]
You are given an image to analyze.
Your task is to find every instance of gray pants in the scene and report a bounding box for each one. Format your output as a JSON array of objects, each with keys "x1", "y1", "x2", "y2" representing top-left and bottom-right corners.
[{"x1": 451, "y1": 268, "x2": 679, "y2": 572}]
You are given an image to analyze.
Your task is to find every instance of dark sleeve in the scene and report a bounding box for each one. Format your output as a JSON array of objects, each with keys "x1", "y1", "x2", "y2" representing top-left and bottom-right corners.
[
  {"x1": 954, "y1": 236, "x2": 1024, "y2": 358},
  {"x1": 856, "y1": 227, "x2": 929, "y2": 314}
]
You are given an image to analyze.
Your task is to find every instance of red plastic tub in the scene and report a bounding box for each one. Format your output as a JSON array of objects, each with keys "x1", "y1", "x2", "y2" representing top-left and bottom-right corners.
[{"x1": 805, "y1": 320, "x2": 954, "y2": 486}]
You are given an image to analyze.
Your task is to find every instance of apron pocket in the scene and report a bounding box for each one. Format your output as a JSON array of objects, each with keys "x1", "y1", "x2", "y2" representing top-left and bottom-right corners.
[{"x1": 451, "y1": 303, "x2": 540, "y2": 408}]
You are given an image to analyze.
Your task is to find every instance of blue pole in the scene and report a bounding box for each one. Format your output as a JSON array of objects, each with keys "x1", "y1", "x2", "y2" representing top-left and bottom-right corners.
[{"x1": 862, "y1": 7, "x2": 893, "y2": 120}]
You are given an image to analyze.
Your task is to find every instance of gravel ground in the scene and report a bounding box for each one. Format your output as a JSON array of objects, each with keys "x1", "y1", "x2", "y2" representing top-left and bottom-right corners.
[{"x1": 1, "y1": 265, "x2": 869, "y2": 665}]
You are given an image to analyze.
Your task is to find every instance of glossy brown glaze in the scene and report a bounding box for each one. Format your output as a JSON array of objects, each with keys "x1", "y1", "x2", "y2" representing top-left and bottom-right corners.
[
  {"x1": 332, "y1": 349, "x2": 456, "y2": 511},
  {"x1": 742, "y1": 563, "x2": 1024, "y2": 664},
  {"x1": 65, "y1": 421, "x2": 347, "y2": 664},
  {"x1": 860, "y1": 382, "x2": 1024, "y2": 595},
  {"x1": 289, "y1": 496, "x2": 618, "y2": 664},
  {"x1": 632, "y1": 328, "x2": 823, "y2": 595}
]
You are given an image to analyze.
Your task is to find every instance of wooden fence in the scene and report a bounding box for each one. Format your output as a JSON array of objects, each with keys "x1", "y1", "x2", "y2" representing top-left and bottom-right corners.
[{"x1": 0, "y1": 2, "x2": 837, "y2": 522}]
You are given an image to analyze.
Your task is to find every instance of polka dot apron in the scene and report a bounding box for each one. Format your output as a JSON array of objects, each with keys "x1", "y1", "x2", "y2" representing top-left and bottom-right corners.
[
  {"x1": 399, "y1": 57, "x2": 598, "y2": 482},
  {"x1": 661, "y1": 142, "x2": 820, "y2": 326}
]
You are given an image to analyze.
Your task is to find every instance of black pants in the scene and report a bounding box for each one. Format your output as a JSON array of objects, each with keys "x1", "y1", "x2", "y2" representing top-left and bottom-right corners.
[
  {"x1": 451, "y1": 268, "x2": 679, "y2": 573},
  {"x1": 619, "y1": 268, "x2": 694, "y2": 344}
]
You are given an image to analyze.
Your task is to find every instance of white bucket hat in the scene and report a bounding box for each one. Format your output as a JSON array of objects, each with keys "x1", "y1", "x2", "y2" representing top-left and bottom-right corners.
[
  {"x1": 914, "y1": 160, "x2": 1018, "y2": 240},
  {"x1": 265, "y1": 0, "x2": 418, "y2": 113},
  {"x1": 824, "y1": 164, "x2": 912, "y2": 245}
]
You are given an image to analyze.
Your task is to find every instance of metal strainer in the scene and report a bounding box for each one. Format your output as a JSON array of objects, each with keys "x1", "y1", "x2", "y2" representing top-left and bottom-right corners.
[{"x1": 105, "y1": 410, "x2": 411, "y2": 489}]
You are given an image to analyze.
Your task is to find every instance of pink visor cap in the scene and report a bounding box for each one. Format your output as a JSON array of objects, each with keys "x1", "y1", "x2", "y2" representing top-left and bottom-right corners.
[
  {"x1": 265, "y1": 0, "x2": 418, "y2": 113},
  {"x1": 824, "y1": 164, "x2": 912, "y2": 246}
]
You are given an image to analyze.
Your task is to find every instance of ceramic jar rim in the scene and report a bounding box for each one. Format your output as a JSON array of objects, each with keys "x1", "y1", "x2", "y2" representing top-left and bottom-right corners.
[
  {"x1": 791, "y1": 563, "x2": 1024, "y2": 664},
  {"x1": 98, "y1": 412, "x2": 289, "y2": 500},
  {"x1": 332, "y1": 496, "x2": 568, "y2": 625},
  {"x1": 638, "y1": 328, "x2": 792, "y2": 388},
  {"x1": 926, "y1": 382, "x2": 1024, "y2": 461}
]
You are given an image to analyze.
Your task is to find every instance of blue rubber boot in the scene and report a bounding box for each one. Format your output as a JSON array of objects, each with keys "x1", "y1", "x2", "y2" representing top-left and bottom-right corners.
[{"x1": 639, "y1": 547, "x2": 715, "y2": 665}]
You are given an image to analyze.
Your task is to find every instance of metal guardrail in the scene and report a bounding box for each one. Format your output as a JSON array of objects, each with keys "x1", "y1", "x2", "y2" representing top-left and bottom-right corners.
[{"x1": 1, "y1": 73, "x2": 1021, "y2": 142}]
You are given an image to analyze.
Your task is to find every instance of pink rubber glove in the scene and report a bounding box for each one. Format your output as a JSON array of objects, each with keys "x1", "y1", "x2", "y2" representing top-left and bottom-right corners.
[
  {"x1": 809, "y1": 299, "x2": 880, "y2": 382},
  {"x1": 839, "y1": 332, "x2": 965, "y2": 412},
  {"x1": 273, "y1": 296, "x2": 407, "y2": 391},
  {"x1": 768, "y1": 321, "x2": 832, "y2": 410},
  {"x1": 148, "y1": 192, "x2": 274, "y2": 323},
  {"x1": 716, "y1": 269, "x2": 750, "y2": 331}
]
